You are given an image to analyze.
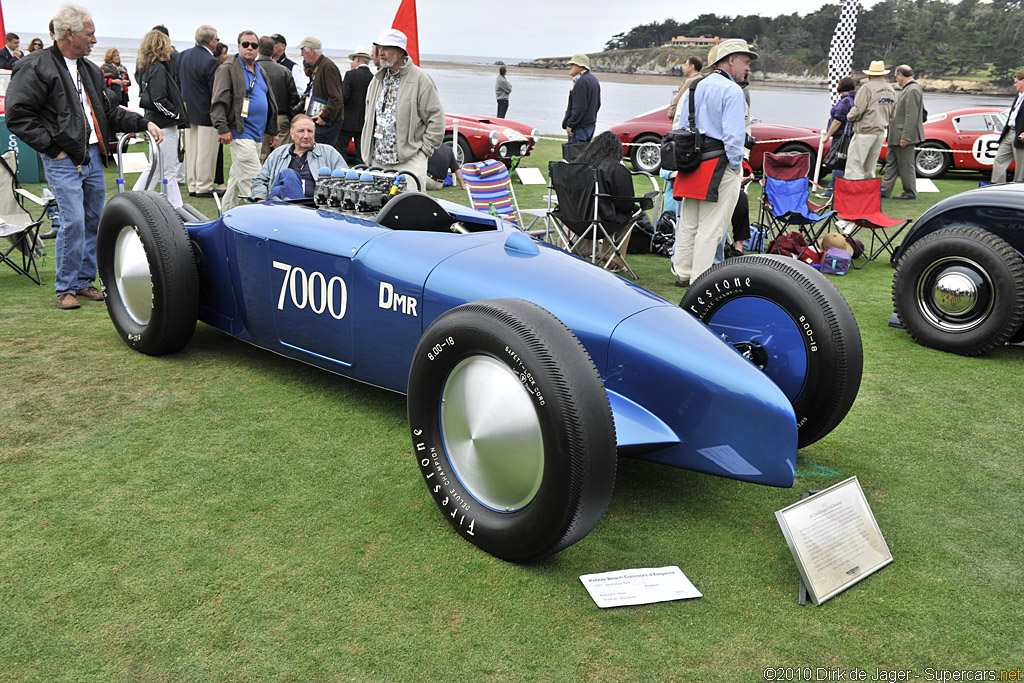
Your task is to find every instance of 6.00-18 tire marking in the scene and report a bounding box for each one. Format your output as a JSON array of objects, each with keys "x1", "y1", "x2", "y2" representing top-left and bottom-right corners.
[{"x1": 272, "y1": 260, "x2": 347, "y2": 319}]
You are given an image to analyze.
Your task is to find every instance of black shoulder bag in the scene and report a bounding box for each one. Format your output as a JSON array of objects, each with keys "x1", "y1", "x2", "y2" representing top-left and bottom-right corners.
[{"x1": 660, "y1": 76, "x2": 704, "y2": 173}]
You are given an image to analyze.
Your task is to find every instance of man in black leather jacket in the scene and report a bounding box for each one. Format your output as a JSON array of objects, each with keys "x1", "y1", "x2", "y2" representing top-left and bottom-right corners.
[{"x1": 6, "y1": 3, "x2": 161, "y2": 310}]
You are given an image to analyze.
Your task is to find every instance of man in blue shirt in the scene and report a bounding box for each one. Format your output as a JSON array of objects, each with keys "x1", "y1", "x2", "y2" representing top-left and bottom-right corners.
[
  {"x1": 670, "y1": 39, "x2": 757, "y2": 287},
  {"x1": 211, "y1": 30, "x2": 279, "y2": 209}
]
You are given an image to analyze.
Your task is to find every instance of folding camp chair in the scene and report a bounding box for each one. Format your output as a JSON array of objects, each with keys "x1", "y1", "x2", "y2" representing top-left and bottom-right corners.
[
  {"x1": 757, "y1": 152, "x2": 834, "y2": 253},
  {"x1": 462, "y1": 158, "x2": 545, "y2": 231},
  {"x1": 829, "y1": 177, "x2": 911, "y2": 269},
  {"x1": 546, "y1": 160, "x2": 658, "y2": 279},
  {"x1": 0, "y1": 149, "x2": 52, "y2": 285}
]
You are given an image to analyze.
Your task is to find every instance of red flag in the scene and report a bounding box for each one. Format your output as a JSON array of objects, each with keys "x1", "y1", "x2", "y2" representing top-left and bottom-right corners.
[
  {"x1": 0, "y1": 0, "x2": 7, "y2": 46},
  {"x1": 391, "y1": 0, "x2": 419, "y2": 66}
]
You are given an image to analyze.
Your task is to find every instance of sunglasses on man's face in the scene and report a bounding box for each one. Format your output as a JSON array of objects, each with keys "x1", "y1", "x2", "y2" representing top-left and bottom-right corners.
[{"x1": 240, "y1": 41, "x2": 258, "y2": 49}]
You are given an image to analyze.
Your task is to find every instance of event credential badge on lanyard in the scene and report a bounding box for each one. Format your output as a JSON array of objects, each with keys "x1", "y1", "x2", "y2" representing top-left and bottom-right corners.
[{"x1": 241, "y1": 58, "x2": 258, "y2": 121}]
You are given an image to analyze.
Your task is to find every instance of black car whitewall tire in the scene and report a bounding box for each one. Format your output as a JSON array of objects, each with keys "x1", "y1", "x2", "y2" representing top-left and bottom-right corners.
[
  {"x1": 407, "y1": 298, "x2": 616, "y2": 563},
  {"x1": 893, "y1": 226, "x2": 1024, "y2": 356},
  {"x1": 680, "y1": 255, "x2": 863, "y2": 448},
  {"x1": 97, "y1": 191, "x2": 199, "y2": 356}
]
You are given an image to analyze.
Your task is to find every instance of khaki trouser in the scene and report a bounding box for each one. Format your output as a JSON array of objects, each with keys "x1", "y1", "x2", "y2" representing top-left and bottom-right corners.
[
  {"x1": 672, "y1": 168, "x2": 742, "y2": 282},
  {"x1": 991, "y1": 134, "x2": 1024, "y2": 183},
  {"x1": 845, "y1": 132, "x2": 884, "y2": 180},
  {"x1": 224, "y1": 138, "x2": 261, "y2": 210},
  {"x1": 880, "y1": 143, "x2": 918, "y2": 197},
  {"x1": 184, "y1": 124, "x2": 219, "y2": 194}
]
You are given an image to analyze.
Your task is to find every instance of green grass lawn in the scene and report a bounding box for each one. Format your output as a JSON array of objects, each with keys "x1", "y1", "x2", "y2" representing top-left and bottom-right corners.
[{"x1": 2, "y1": 141, "x2": 1022, "y2": 681}]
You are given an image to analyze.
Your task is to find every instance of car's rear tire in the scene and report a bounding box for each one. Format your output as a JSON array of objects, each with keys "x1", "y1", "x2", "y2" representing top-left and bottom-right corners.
[
  {"x1": 629, "y1": 134, "x2": 663, "y2": 174},
  {"x1": 680, "y1": 255, "x2": 863, "y2": 448},
  {"x1": 892, "y1": 226, "x2": 1024, "y2": 356},
  {"x1": 774, "y1": 142, "x2": 818, "y2": 176},
  {"x1": 407, "y1": 298, "x2": 616, "y2": 563},
  {"x1": 443, "y1": 133, "x2": 475, "y2": 166},
  {"x1": 97, "y1": 191, "x2": 199, "y2": 356},
  {"x1": 914, "y1": 141, "x2": 951, "y2": 179}
]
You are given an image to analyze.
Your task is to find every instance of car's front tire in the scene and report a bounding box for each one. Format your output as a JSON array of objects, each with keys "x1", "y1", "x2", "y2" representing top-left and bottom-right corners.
[
  {"x1": 914, "y1": 141, "x2": 951, "y2": 179},
  {"x1": 407, "y1": 299, "x2": 616, "y2": 563},
  {"x1": 892, "y1": 226, "x2": 1024, "y2": 356},
  {"x1": 629, "y1": 134, "x2": 663, "y2": 174},
  {"x1": 680, "y1": 255, "x2": 863, "y2": 448},
  {"x1": 97, "y1": 191, "x2": 199, "y2": 356}
]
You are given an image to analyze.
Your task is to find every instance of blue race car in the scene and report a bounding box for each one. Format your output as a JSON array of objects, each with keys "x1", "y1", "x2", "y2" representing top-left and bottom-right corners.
[{"x1": 96, "y1": 187, "x2": 862, "y2": 562}]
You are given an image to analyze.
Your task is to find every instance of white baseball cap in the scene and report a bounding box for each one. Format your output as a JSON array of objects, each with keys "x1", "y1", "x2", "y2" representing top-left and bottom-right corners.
[{"x1": 374, "y1": 29, "x2": 408, "y2": 52}]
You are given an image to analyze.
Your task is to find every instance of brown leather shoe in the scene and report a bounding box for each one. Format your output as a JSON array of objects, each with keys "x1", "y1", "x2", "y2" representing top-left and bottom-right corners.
[
  {"x1": 57, "y1": 293, "x2": 81, "y2": 310},
  {"x1": 76, "y1": 286, "x2": 104, "y2": 301}
]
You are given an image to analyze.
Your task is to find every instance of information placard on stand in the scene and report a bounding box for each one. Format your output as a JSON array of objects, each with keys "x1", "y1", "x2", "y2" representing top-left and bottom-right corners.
[{"x1": 775, "y1": 476, "x2": 892, "y2": 605}]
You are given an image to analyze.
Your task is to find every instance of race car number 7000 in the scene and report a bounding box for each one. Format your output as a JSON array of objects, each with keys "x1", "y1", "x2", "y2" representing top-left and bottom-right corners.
[{"x1": 272, "y1": 260, "x2": 348, "y2": 320}]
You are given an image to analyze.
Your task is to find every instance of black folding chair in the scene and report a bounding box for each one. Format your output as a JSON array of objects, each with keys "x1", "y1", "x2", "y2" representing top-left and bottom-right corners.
[
  {"x1": 546, "y1": 161, "x2": 657, "y2": 279},
  {"x1": 0, "y1": 149, "x2": 52, "y2": 285}
]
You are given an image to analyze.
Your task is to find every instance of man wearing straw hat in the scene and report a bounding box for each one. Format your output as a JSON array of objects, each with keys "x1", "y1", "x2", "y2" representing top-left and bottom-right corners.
[
  {"x1": 845, "y1": 60, "x2": 897, "y2": 180},
  {"x1": 338, "y1": 46, "x2": 374, "y2": 164},
  {"x1": 670, "y1": 38, "x2": 756, "y2": 287},
  {"x1": 562, "y1": 53, "x2": 600, "y2": 143}
]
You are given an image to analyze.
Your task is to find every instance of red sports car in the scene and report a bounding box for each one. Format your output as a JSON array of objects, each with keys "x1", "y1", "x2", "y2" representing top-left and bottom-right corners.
[
  {"x1": 346, "y1": 113, "x2": 538, "y2": 168},
  {"x1": 443, "y1": 113, "x2": 538, "y2": 166},
  {"x1": 878, "y1": 107, "x2": 1013, "y2": 179},
  {"x1": 609, "y1": 105, "x2": 828, "y2": 175}
]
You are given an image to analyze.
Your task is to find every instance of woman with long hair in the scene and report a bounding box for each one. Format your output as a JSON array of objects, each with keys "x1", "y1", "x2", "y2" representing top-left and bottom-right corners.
[
  {"x1": 27, "y1": 37, "x2": 44, "y2": 52},
  {"x1": 101, "y1": 47, "x2": 130, "y2": 106},
  {"x1": 132, "y1": 30, "x2": 185, "y2": 208},
  {"x1": 573, "y1": 130, "x2": 638, "y2": 272}
]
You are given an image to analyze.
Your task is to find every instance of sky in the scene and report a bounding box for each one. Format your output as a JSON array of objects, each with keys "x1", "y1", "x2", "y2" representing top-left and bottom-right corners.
[{"x1": 2, "y1": 0, "x2": 880, "y2": 60}]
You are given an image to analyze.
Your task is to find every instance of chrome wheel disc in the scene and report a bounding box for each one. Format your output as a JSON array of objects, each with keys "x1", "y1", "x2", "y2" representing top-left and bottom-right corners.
[
  {"x1": 916, "y1": 256, "x2": 993, "y2": 333},
  {"x1": 917, "y1": 149, "x2": 943, "y2": 175},
  {"x1": 440, "y1": 355, "x2": 544, "y2": 512},
  {"x1": 113, "y1": 226, "x2": 153, "y2": 326},
  {"x1": 637, "y1": 142, "x2": 661, "y2": 172}
]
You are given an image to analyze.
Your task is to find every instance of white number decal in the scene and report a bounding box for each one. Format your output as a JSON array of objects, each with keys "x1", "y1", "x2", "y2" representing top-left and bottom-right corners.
[{"x1": 273, "y1": 260, "x2": 347, "y2": 320}]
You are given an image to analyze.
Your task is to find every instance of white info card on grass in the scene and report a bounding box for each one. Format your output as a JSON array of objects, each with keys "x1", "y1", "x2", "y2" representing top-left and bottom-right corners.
[{"x1": 580, "y1": 566, "x2": 702, "y2": 608}]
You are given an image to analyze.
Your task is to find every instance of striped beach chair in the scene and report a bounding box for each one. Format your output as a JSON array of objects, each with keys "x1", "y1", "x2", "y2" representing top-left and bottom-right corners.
[{"x1": 462, "y1": 159, "x2": 540, "y2": 229}]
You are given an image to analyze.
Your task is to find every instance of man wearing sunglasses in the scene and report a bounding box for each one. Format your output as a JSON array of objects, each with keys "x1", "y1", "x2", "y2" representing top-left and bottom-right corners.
[
  {"x1": 178, "y1": 24, "x2": 222, "y2": 198},
  {"x1": 211, "y1": 30, "x2": 279, "y2": 209}
]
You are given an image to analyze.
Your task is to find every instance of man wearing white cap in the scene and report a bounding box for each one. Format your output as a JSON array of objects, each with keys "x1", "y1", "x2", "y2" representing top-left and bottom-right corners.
[
  {"x1": 338, "y1": 46, "x2": 374, "y2": 164},
  {"x1": 670, "y1": 38, "x2": 756, "y2": 287},
  {"x1": 361, "y1": 28, "x2": 445, "y2": 190},
  {"x1": 845, "y1": 60, "x2": 897, "y2": 180},
  {"x1": 297, "y1": 36, "x2": 344, "y2": 147},
  {"x1": 561, "y1": 54, "x2": 600, "y2": 143}
]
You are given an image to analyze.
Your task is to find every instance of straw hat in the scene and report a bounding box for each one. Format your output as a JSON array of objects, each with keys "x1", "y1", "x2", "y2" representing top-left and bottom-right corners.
[
  {"x1": 567, "y1": 54, "x2": 590, "y2": 69},
  {"x1": 863, "y1": 60, "x2": 889, "y2": 76},
  {"x1": 348, "y1": 45, "x2": 372, "y2": 60},
  {"x1": 819, "y1": 232, "x2": 854, "y2": 254},
  {"x1": 713, "y1": 38, "x2": 758, "y2": 64}
]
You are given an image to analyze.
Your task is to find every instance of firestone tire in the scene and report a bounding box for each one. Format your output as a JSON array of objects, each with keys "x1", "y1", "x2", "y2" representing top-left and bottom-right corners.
[
  {"x1": 680, "y1": 255, "x2": 863, "y2": 448},
  {"x1": 97, "y1": 191, "x2": 199, "y2": 356},
  {"x1": 892, "y1": 226, "x2": 1024, "y2": 356},
  {"x1": 407, "y1": 298, "x2": 616, "y2": 563}
]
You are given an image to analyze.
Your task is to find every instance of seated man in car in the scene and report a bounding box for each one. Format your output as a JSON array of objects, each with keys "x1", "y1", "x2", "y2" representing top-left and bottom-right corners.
[{"x1": 251, "y1": 114, "x2": 348, "y2": 200}]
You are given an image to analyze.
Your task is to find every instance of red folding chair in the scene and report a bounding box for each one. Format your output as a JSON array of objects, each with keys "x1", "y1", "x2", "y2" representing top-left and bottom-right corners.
[
  {"x1": 756, "y1": 152, "x2": 833, "y2": 252},
  {"x1": 831, "y1": 177, "x2": 911, "y2": 269}
]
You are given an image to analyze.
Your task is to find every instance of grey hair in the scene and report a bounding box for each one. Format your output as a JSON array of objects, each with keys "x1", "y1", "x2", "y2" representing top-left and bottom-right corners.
[
  {"x1": 52, "y1": 4, "x2": 91, "y2": 36},
  {"x1": 195, "y1": 24, "x2": 217, "y2": 45}
]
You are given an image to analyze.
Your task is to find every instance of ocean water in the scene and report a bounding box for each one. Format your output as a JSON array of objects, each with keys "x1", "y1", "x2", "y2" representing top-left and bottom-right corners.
[{"x1": 75, "y1": 38, "x2": 1010, "y2": 136}]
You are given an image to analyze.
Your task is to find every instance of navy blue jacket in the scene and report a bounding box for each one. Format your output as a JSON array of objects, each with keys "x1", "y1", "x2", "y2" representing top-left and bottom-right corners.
[
  {"x1": 177, "y1": 43, "x2": 218, "y2": 126},
  {"x1": 561, "y1": 69, "x2": 601, "y2": 130}
]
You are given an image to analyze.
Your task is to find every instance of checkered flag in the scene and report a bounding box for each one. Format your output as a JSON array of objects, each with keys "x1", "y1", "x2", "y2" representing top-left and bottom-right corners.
[{"x1": 828, "y1": 0, "x2": 861, "y2": 105}]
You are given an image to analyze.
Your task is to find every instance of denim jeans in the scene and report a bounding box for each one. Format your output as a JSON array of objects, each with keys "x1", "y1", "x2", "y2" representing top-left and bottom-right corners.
[
  {"x1": 41, "y1": 144, "x2": 106, "y2": 296},
  {"x1": 568, "y1": 126, "x2": 595, "y2": 143}
]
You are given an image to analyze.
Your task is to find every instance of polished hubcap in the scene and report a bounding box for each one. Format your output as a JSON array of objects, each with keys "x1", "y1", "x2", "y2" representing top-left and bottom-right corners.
[
  {"x1": 114, "y1": 226, "x2": 153, "y2": 325},
  {"x1": 440, "y1": 355, "x2": 544, "y2": 512},
  {"x1": 637, "y1": 142, "x2": 660, "y2": 171},
  {"x1": 916, "y1": 257, "x2": 992, "y2": 332},
  {"x1": 917, "y1": 149, "x2": 942, "y2": 174}
]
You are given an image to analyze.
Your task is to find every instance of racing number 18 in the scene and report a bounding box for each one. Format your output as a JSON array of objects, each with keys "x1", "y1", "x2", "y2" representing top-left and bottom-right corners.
[{"x1": 272, "y1": 260, "x2": 348, "y2": 320}]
